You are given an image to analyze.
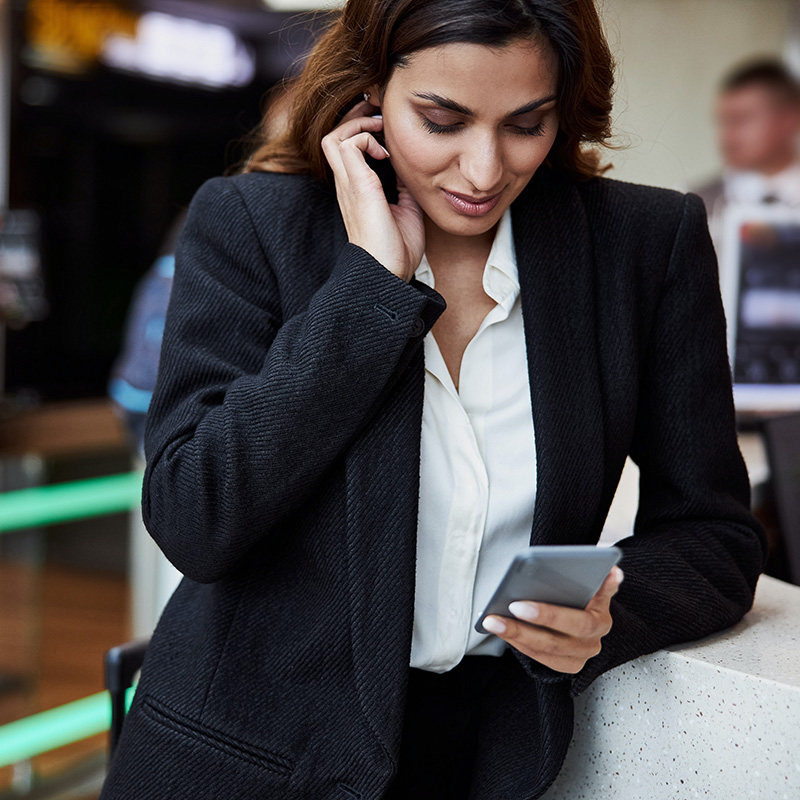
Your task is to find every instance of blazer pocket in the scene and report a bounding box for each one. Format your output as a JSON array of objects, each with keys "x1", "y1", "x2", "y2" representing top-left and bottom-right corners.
[{"x1": 141, "y1": 695, "x2": 295, "y2": 778}]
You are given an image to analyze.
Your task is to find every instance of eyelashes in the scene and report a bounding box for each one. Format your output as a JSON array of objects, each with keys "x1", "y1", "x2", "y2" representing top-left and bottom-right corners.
[{"x1": 419, "y1": 116, "x2": 547, "y2": 137}]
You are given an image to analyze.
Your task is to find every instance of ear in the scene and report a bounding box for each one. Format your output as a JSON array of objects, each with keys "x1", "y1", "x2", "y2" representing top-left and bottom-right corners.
[{"x1": 366, "y1": 83, "x2": 383, "y2": 109}]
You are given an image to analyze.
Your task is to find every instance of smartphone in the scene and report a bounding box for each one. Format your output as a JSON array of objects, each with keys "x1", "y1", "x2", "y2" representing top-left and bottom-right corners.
[
  {"x1": 474, "y1": 545, "x2": 622, "y2": 634},
  {"x1": 361, "y1": 113, "x2": 398, "y2": 204}
]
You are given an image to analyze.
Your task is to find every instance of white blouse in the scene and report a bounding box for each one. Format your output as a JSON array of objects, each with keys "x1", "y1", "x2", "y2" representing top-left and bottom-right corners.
[{"x1": 408, "y1": 208, "x2": 538, "y2": 673}]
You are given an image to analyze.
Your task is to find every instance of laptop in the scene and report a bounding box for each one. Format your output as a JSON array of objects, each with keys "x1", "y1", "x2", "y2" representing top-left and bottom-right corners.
[{"x1": 720, "y1": 205, "x2": 800, "y2": 412}]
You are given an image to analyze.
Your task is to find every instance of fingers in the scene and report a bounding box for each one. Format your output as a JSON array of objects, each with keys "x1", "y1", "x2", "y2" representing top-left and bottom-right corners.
[
  {"x1": 325, "y1": 114, "x2": 385, "y2": 146},
  {"x1": 503, "y1": 565, "x2": 622, "y2": 637},
  {"x1": 507, "y1": 600, "x2": 608, "y2": 638},
  {"x1": 482, "y1": 614, "x2": 602, "y2": 674},
  {"x1": 321, "y1": 115, "x2": 388, "y2": 190},
  {"x1": 480, "y1": 566, "x2": 624, "y2": 674},
  {"x1": 322, "y1": 106, "x2": 385, "y2": 160},
  {"x1": 338, "y1": 131, "x2": 390, "y2": 170}
]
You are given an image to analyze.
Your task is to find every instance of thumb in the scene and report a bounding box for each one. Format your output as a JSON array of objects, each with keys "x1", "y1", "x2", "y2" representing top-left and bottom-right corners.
[{"x1": 586, "y1": 565, "x2": 624, "y2": 612}]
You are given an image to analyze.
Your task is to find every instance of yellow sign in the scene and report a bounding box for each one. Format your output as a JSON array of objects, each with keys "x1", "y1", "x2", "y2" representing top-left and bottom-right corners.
[{"x1": 26, "y1": 0, "x2": 138, "y2": 72}]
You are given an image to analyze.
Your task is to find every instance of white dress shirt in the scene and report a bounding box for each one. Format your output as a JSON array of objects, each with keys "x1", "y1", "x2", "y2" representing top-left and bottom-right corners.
[
  {"x1": 408, "y1": 208, "x2": 538, "y2": 673},
  {"x1": 722, "y1": 159, "x2": 800, "y2": 207}
]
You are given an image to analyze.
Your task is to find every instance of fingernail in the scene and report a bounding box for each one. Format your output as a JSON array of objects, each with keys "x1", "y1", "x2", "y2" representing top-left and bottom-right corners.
[
  {"x1": 379, "y1": 145, "x2": 390, "y2": 157},
  {"x1": 508, "y1": 601, "x2": 539, "y2": 621},
  {"x1": 482, "y1": 616, "x2": 507, "y2": 634},
  {"x1": 615, "y1": 567, "x2": 624, "y2": 584},
  {"x1": 371, "y1": 114, "x2": 383, "y2": 119}
]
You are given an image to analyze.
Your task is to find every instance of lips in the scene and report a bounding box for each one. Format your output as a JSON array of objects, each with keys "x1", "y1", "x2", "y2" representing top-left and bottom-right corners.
[{"x1": 442, "y1": 188, "x2": 502, "y2": 217}]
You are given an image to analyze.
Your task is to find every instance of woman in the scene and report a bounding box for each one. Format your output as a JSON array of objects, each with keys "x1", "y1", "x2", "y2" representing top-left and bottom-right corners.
[{"x1": 100, "y1": 1, "x2": 767, "y2": 798}]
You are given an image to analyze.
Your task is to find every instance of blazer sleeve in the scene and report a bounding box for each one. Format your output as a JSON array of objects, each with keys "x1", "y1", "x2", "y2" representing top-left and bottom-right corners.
[
  {"x1": 141, "y1": 176, "x2": 446, "y2": 583},
  {"x1": 560, "y1": 191, "x2": 768, "y2": 697}
]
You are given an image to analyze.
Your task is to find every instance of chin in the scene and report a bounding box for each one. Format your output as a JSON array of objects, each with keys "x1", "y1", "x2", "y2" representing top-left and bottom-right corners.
[{"x1": 446, "y1": 216, "x2": 502, "y2": 237}]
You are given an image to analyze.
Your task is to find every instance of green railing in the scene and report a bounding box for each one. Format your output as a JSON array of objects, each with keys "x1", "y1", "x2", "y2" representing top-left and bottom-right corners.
[
  {"x1": 0, "y1": 471, "x2": 144, "y2": 533},
  {"x1": 0, "y1": 470, "x2": 144, "y2": 768},
  {"x1": 0, "y1": 689, "x2": 136, "y2": 768}
]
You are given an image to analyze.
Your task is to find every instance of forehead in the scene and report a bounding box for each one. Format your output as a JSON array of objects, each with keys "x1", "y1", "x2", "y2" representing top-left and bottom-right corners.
[
  {"x1": 718, "y1": 84, "x2": 783, "y2": 113},
  {"x1": 388, "y1": 39, "x2": 559, "y2": 109}
]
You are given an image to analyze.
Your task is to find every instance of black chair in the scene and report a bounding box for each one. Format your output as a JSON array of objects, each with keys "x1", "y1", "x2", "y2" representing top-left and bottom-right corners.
[
  {"x1": 761, "y1": 411, "x2": 800, "y2": 585},
  {"x1": 104, "y1": 637, "x2": 150, "y2": 759}
]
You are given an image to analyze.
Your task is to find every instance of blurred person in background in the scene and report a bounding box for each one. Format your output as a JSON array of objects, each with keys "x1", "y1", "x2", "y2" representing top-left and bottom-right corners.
[
  {"x1": 694, "y1": 58, "x2": 800, "y2": 397},
  {"x1": 107, "y1": 84, "x2": 292, "y2": 455},
  {"x1": 695, "y1": 58, "x2": 800, "y2": 269},
  {"x1": 108, "y1": 214, "x2": 183, "y2": 456}
]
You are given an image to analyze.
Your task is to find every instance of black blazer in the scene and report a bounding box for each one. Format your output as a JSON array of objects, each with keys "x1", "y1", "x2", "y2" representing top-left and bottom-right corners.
[{"x1": 100, "y1": 163, "x2": 766, "y2": 800}]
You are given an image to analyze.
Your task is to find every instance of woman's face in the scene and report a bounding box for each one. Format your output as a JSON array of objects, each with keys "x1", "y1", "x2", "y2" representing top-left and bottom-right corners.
[{"x1": 373, "y1": 38, "x2": 559, "y2": 239}]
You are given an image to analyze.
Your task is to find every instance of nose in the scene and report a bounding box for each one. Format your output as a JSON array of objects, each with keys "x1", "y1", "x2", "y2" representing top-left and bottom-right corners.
[{"x1": 458, "y1": 131, "x2": 504, "y2": 193}]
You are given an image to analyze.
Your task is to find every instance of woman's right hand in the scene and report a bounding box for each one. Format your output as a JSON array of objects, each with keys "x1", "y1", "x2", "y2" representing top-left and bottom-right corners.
[{"x1": 321, "y1": 100, "x2": 425, "y2": 283}]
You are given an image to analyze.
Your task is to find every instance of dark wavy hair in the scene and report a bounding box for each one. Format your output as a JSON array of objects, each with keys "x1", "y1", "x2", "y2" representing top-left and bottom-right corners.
[{"x1": 243, "y1": 0, "x2": 615, "y2": 182}]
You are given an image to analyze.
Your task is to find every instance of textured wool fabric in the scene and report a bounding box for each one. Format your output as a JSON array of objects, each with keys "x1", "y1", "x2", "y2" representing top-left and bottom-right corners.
[{"x1": 99, "y1": 163, "x2": 767, "y2": 800}]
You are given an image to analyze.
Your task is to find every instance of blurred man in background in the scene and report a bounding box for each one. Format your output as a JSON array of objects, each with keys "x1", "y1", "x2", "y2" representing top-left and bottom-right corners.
[
  {"x1": 694, "y1": 57, "x2": 800, "y2": 333},
  {"x1": 694, "y1": 58, "x2": 800, "y2": 415},
  {"x1": 696, "y1": 58, "x2": 800, "y2": 217}
]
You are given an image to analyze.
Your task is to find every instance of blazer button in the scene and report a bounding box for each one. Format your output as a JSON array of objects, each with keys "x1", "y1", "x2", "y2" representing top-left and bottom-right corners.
[{"x1": 410, "y1": 317, "x2": 426, "y2": 337}]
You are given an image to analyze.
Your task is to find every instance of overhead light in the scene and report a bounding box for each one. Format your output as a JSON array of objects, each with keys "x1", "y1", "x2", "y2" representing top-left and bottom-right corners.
[{"x1": 101, "y1": 12, "x2": 255, "y2": 89}]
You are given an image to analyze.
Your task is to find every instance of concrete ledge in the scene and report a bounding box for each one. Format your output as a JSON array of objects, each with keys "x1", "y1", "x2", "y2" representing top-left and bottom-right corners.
[{"x1": 541, "y1": 575, "x2": 800, "y2": 799}]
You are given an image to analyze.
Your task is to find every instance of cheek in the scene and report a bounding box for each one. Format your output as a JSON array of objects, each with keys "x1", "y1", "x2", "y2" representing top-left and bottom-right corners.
[
  {"x1": 507, "y1": 137, "x2": 557, "y2": 178},
  {"x1": 506, "y1": 118, "x2": 559, "y2": 178},
  {"x1": 385, "y1": 117, "x2": 453, "y2": 181},
  {"x1": 740, "y1": 124, "x2": 767, "y2": 151}
]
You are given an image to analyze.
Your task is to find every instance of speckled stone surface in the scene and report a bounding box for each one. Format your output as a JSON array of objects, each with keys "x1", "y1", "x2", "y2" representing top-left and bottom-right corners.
[{"x1": 540, "y1": 575, "x2": 800, "y2": 799}]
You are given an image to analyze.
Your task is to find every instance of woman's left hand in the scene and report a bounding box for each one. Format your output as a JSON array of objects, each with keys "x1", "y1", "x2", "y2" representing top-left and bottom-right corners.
[{"x1": 481, "y1": 566, "x2": 624, "y2": 674}]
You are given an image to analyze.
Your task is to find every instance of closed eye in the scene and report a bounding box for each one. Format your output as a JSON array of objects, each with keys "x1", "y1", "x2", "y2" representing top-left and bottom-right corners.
[
  {"x1": 419, "y1": 115, "x2": 547, "y2": 137},
  {"x1": 419, "y1": 116, "x2": 462, "y2": 134},
  {"x1": 509, "y1": 121, "x2": 546, "y2": 137}
]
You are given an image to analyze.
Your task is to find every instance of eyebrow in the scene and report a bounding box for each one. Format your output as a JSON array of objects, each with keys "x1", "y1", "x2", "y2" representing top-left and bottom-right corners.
[{"x1": 410, "y1": 91, "x2": 557, "y2": 117}]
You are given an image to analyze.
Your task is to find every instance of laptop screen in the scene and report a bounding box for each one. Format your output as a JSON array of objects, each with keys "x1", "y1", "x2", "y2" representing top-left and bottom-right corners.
[{"x1": 721, "y1": 206, "x2": 800, "y2": 411}]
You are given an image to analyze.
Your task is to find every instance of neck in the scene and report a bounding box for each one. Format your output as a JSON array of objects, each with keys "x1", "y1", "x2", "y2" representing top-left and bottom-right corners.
[{"x1": 423, "y1": 215, "x2": 499, "y2": 274}]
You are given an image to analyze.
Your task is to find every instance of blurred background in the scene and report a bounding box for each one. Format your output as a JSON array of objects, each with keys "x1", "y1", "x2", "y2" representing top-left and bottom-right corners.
[{"x1": 0, "y1": 1, "x2": 798, "y2": 798}]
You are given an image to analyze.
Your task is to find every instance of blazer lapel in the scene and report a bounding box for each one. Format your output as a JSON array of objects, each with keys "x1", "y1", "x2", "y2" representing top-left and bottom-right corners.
[{"x1": 512, "y1": 166, "x2": 606, "y2": 546}]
